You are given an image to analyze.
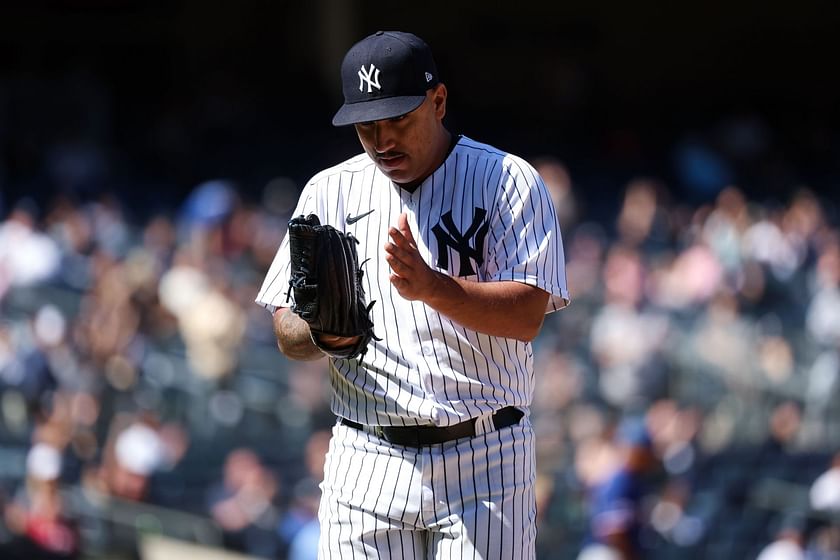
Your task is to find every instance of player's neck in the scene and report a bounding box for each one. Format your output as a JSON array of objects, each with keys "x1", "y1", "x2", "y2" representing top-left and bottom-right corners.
[{"x1": 397, "y1": 129, "x2": 455, "y2": 193}]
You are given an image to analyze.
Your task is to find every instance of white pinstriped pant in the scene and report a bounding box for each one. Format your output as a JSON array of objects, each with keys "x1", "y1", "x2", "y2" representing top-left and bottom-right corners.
[{"x1": 318, "y1": 413, "x2": 536, "y2": 559}]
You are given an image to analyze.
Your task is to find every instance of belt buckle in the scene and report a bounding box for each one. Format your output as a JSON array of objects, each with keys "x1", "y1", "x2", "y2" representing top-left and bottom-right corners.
[{"x1": 374, "y1": 426, "x2": 386, "y2": 440}]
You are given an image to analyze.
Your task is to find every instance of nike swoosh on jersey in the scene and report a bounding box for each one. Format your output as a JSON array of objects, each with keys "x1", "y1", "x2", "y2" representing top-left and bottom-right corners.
[{"x1": 346, "y1": 210, "x2": 375, "y2": 224}]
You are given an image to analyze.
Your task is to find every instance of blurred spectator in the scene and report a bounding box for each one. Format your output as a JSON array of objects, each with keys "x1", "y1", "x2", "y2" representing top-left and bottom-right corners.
[
  {"x1": 766, "y1": 401, "x2": 805, "y2": 456},
  {"x1": 577, "y1": 417, "x2": 661, "y2": 560},
  {"x1": 4, "y1": 443, "x2": 79, "y2": 559},
  {"x1": 100, "y1": 419, "x2": 165, "y2": 502},
  {"x1": 179, "y1": 180, "x2": 238, "y2": 235},
  {"x1": 285, "y1": 479, "x2": 320, "y2": 560},
  {"x1": 158, "y1": 247, "x2": 246, "y2": 380},
  {"x1": 534, "y1": 157, "x2": 579, "y2": 230},
  {"x1": 688, "y1": 290, "x2": 757, "y2": 393},
  {"x1": 206, "y1": 448, "x2": 280, "y2": 558},
  {"x1": 278, "y1": 429, "x2": 330, "y2": 558},
  {"x1": 615, "y1": 178, "x2": 673, "y2": 254},
  {"x1": 0, "y1": 306, "x2": 62, "y2": 424},
  {"x1": 701, "y1": 187, "x2": 750, "y2": 276},
  {"x1": 806, "y1": 236, "x2": 840, "y2": 348},
  {"x1": 589, "y1": 245, "x2": 670, "y2": 408},
  {"x1": 563, "y1": 223, "x2": 607, "y2": 305},
  {"x1": 649, "y1": 241, "x2": 724, "y2": 311},
  {"x1": 755, "y1": 515, "x2": 806, "y2": 560},
  {"x1": 0, "y1": 200, "x2": 61, "y2": 300},
  {"x1": 810, "y1": 453, "x2": 840, "y2": 514},
  {"x1": 644, "y1": 401, "x2": 703, "y2": 549},
  {"x1": 43, "y1": 195, "x2": 95, "y2": 292}
]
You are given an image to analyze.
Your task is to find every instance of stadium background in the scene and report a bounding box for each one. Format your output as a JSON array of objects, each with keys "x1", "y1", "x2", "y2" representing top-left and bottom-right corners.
[{"x1": 1, "y1": 1, "x2": 840, "y2": 558}]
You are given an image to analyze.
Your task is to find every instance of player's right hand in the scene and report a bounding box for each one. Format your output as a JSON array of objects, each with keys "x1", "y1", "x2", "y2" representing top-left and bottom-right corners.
[{"x1": 385, "y1": 212, "x2": 439, "y2": 302}]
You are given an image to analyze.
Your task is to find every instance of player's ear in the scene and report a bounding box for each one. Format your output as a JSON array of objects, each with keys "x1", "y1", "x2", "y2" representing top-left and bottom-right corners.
[{"x1": 432, "y1": 83, "x2": 447, "y2": 120}]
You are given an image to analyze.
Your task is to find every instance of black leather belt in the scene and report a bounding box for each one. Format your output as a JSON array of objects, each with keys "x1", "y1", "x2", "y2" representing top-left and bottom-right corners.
[{"x1": 339, "y1": 406, "x2": 524, "y2": 447}]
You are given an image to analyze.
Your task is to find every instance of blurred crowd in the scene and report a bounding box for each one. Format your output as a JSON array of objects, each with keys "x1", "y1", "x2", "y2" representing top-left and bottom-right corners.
[
  {"x1": 1, "y1": 161, "x2": 840, "y2": 560},
  {"x1": 533, "y1": 162, "x2": 840, "y2": 559}
]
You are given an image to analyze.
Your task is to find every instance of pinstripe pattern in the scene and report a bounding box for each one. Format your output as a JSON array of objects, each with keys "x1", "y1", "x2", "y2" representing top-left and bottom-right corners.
[
  {"x1": 319, "y1": 417, "x2": 536, "y2": 559},
  {"x1": 256, "y1": 135, "x2": 568, "y2": 559},
  {"x1": 256, "y1": 136, "x2": 569, "y2": 427}
]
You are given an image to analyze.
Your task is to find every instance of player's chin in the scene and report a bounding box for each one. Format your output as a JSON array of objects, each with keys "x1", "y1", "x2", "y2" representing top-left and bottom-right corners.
[
  {"x1": 376, "y1": 159, "x2": 410, "y2": 178},
  {"x1": 380, "y1": 167, "x2": 417, "y2": 185}
]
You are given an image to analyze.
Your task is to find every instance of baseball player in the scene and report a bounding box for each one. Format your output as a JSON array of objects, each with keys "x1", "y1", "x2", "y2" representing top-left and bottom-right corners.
[{"x1": 257, "y1": 31, "x2": 569, "y2": 559}]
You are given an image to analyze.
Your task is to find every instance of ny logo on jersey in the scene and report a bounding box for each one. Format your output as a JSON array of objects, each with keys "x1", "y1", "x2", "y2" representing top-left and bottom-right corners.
[
  {"x1": 358, "y1": 64, "x2": 381, "y2": 93},
  {"x1": 432, "y1": 209, "x2": 489, "y2": 277}
]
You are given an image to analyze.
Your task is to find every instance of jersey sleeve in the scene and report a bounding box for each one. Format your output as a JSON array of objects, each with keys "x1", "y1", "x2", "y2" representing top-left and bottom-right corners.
[
  {"x1": 484, "y1": 157, "x2": 570, "y2": 313},
  {"x1": 254, "y1": 182, "x2": 318, "y2": 312}
]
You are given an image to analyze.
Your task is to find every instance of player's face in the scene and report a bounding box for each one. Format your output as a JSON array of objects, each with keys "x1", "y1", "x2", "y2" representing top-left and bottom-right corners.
[{"x1": 354, "y1": 84, "x2": 449, "y2": 187}]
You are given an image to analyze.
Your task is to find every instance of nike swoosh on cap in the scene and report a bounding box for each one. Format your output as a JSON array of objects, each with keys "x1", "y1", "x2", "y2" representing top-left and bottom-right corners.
[{"x1": 346, "y1": 210, "x2": 375, "y2": 224}]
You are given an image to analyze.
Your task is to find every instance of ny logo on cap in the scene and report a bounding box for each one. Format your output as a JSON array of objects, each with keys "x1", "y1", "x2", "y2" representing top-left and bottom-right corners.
[{"x1": 358, "y1": 64, "x2": 381, "y2": 93}]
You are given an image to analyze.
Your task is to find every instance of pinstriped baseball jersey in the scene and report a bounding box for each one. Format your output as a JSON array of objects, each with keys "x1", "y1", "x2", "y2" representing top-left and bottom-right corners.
[{"x1": 256, "y1": 135, "x2": 569, "y2": 427}]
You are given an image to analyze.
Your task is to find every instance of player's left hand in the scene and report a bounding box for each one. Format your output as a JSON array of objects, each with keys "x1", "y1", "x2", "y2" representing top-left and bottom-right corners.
[{"x1": 385, "y1": 213, "x2": 439, "y2": 301}]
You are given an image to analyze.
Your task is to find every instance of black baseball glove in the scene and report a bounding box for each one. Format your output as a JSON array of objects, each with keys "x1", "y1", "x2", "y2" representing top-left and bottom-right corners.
[{"x1": 286, "y1": 214, "x2": 377, "y2": 359}]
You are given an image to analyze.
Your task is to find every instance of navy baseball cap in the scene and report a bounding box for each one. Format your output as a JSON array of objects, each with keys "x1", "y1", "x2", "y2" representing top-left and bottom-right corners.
[{"x1": 332, "y1": 31, "x2": 439, "y2": 127}]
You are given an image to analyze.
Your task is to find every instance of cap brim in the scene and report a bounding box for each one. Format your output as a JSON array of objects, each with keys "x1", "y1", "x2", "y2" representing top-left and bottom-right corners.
[{"x1": 332, "y1": 95, "x2": 426, "y2": 127}]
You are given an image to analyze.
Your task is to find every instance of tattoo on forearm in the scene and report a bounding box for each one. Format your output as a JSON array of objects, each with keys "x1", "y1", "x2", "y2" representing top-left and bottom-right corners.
[{"x1": 275, "y1": 310, "x2": 322, "y2": 360}]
